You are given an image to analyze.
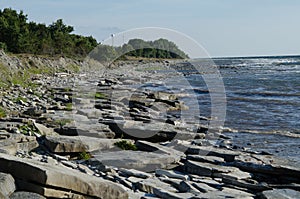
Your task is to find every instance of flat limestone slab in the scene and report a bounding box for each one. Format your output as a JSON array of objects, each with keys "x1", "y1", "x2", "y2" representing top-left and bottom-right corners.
[
  {"x1": 0, "y1": 153, "x2": 128, "y2": 199},
  {"x1": 94, "y1": 150, "x2": 179, "y2": 172}
]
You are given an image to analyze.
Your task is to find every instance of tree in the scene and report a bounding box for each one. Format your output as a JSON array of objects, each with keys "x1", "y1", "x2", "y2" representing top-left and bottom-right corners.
[{"x1": 0, "y1": 8, "x2": 98, "y2": 57}]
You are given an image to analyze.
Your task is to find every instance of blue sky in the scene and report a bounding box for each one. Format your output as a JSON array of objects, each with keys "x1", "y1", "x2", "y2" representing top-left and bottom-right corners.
[{"x1": 1, "y1": 0, "x2": 300, "y2": 57}]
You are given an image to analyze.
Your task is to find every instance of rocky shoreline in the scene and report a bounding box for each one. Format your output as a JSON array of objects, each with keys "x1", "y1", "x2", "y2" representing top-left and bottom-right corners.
[{"x1": 0, "y1": 54, "x2": 300, "y2": 198}]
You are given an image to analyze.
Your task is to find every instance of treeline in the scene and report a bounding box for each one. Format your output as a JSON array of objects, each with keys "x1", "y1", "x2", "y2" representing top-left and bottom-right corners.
[
  {"x1": 0, "y1": 8, "x2": 188, "y2": 60},
  {"x1": 0, "y1": 8, "x2": 97, "y2": 57},
  {"x1": 90, "y1": 38, "x2": 189, "y2": 61},
  {"x1": 126, "y1": 38, "x2": 189, "y2": 59}
]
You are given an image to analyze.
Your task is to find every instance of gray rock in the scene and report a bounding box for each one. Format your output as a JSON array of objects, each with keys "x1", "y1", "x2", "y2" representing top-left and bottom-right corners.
[
  {"x1": 191, "y1": 177, "x2": 223, "y2": 188},
  {"x1": 108, "y1": 120, "x2": 198, "y2": 142},
  {"x1": 23, "y1": 107, "x2": 44, "y2": 117},
  {"x1": 186, "y1": 146, "x2": 240, "y2": 162},
  {"x1": 230, "y1": 154, "x2": 300, "y2": 179},
  {"x1": 0, "y1": 134, "x2": 38, "y2": 155},
  {"x1": 260, "y1": 189, "x2": 300, "y2": 199},
  {"x1": 155, "y1": 169, "x2": 189, "y2": 181},
  {"x1": 60, "y1": 160, "x2": 77, "y2": 169},
  {"x1": 190, "y1": 182, "x2": 218, "y2": 193},
  {"x1": 119, "y1": 168, "x2": 152, "y2": 179},
  {"x1": 153, "y1": 187, "x2": 192, "y2": 199},
  {"x1": 191, "y1": 189, "x2": 254, "y2": 199},
  {"x1": 16, "y1": 180, "x2": 94, "y2": 199},
  {"x1": 187, "y1": 154, "x2": 225, "y2": 164},
  {"x1": 136, "y1": 140, "x2": 184, "y2": 161},
  {"x1": 0, "y1": 173, "x2": 15, "y2": 198},
  {"x1": 77, "y1": 109, "x2": 103, "y2": 119},
  {"x1": 185, "y1": 160, "x2": 251, "y2": 180},
  {"x1": 222, "y1": 177, "x2": 270, "y2": 191},
  {"x1": 0, "y1": 153, "x2": 128, "y2": 199},
  {"x1": 55, "y1": 123, "x2": 115, "y2": 138},
  {"x1": 94, "y1": 150, "x2": 180, "y2": 172},
  {"x1": 33, "y1": 122, "x2": 58, "y2": 136},
  {"x1": 44, "y1": 135, "x2": 122, "y2": 153},
  {"x1": 0, "y1": 139, "x2": 18, "y2": 155},
  {"x1": 9, "y1": 192, "x2": 46, "y2": 199},
  {"x1": 135, "y1": 178, "x2": 178, "y2": 194},
  {"x1": 178, "y1": 181, "x2": 201, "y2": 194}
]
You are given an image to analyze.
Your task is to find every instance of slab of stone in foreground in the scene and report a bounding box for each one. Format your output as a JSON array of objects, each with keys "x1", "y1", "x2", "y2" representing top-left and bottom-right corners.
[
  {"x1": 94, "y1": 150, "x2": 179, "y2": 172},
  {"x1": 0, "y1": 153, "x2": 128, "y2": 199}
]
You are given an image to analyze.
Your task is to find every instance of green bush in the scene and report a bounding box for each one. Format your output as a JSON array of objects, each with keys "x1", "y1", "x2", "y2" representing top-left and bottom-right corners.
[
  {"x1": 78, "y1": 151, "x2": 92, "y2": 160},
  {"x1": 114, "y1": 140, "x2": 137, "y2": 151}
]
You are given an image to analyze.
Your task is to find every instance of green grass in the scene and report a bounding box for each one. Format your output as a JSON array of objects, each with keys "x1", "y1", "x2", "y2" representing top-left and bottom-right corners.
[
  {"x1": 95, "y1": 92, "x2": 107, "y2": 99},
  {"x1": 13, "y1": 96, "x2": 28, "y2": 103},
  {"x1": 0, "y1": 107, "x2": 6, "y2": 118},
  {"x1": 53, "y1": 119, "x2": 72, "y2": 127},
  {"x1": 27, "y1": 66, "x2": 52, "y2": 75},
  {"x1": 114, "y1": 140, "x2": 137, "y2": 151},
  {"x1": 66, "y1": 64, "x2": 80, "y2": 73},
  {"x1": 19, "y1": 123, "x2": 37, "y2": 135},
  {"x1": 65, "y1": 103, "x2": 73, "y2": 111}
]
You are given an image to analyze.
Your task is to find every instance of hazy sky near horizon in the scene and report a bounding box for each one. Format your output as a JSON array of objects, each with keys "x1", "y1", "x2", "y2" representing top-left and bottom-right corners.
[{"x1": 1, "y1": 0, "x2": 300, "y2": 57}]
